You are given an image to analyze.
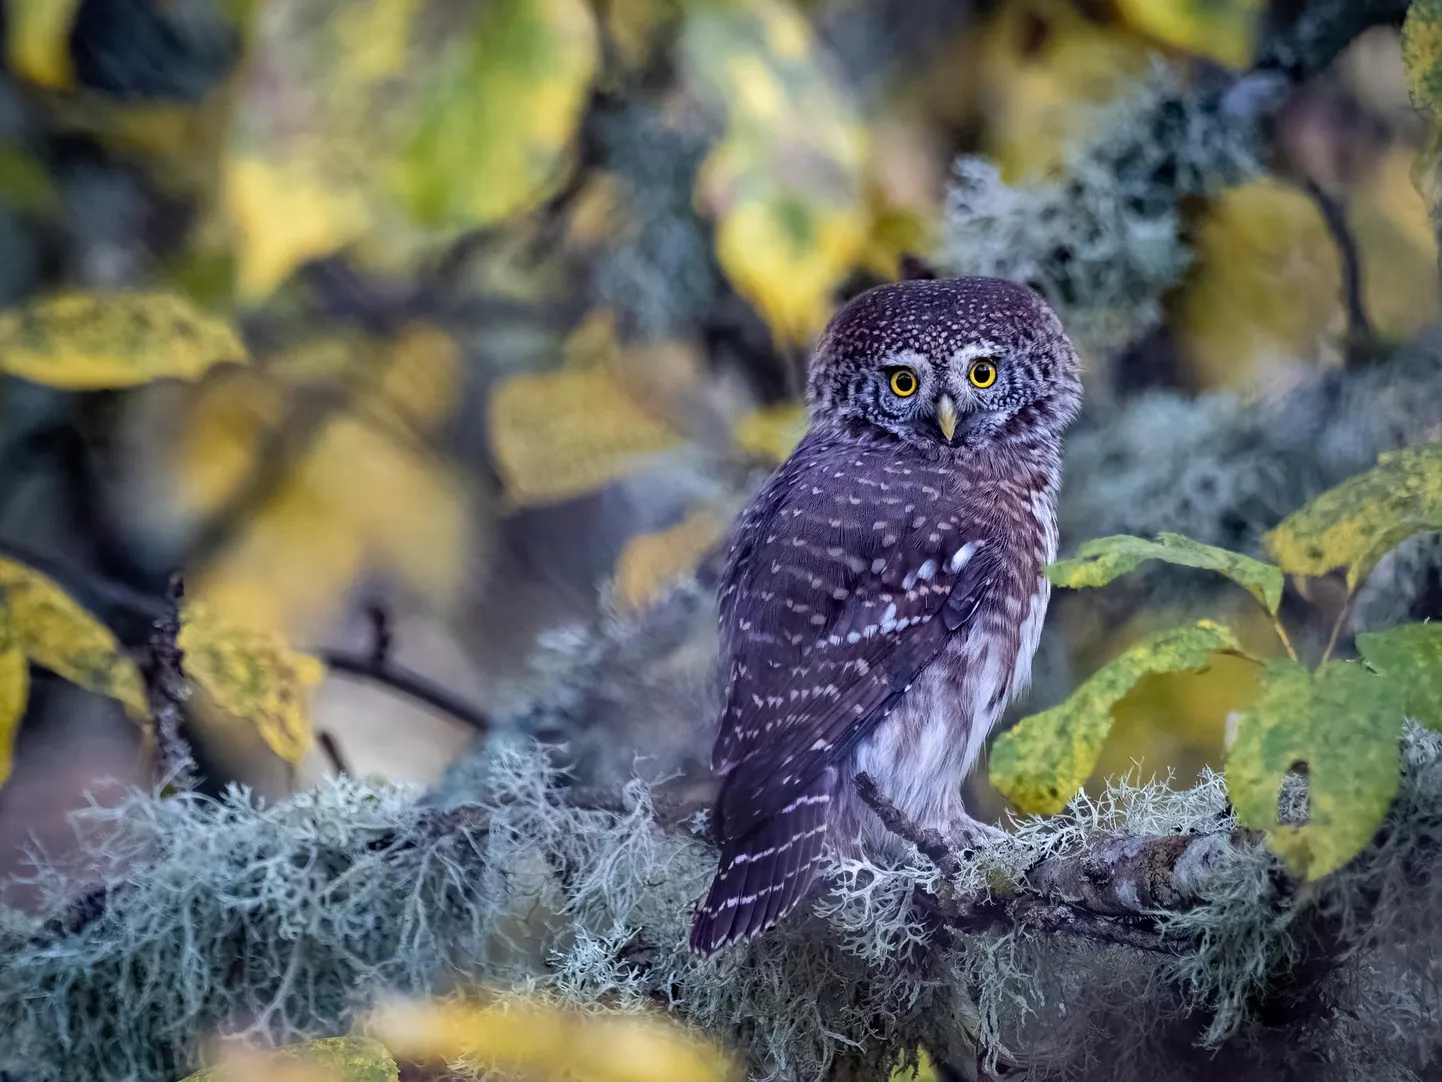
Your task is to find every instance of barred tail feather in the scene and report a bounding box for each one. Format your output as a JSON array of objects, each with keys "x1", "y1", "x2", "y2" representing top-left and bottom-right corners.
[{"x1": 689, "y1": 776, "x2": 831, "y2": 954}]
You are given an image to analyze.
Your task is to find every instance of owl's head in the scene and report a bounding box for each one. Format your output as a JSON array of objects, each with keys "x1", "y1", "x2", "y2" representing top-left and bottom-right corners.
[{"x1": 806, "y1": 276, "x2": 1082, "y2": 451}]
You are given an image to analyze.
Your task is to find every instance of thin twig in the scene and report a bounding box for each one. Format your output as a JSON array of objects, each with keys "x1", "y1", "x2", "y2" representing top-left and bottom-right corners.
[
  {"x1": 320, "y1": 651, "x2": 492, "y2": 733},
  {"x1": 0, "y1": 539, "x2": 492, "y2": 736},
  {"x1": 1320, "y1": 588, "x2": 1357, "y2": 666},
  {"x1": 144, "y1": 573, "x2": 197, "y2": 790},
  {"x1": 1301, "y1": 178, "x2": 1375, "y2": 367},
  {"x1": 1272, "y1": 616, "x2": 1300, "y2": 664},
  {"x1": 317, "y1": 731, "x2": 351, "y2": 775}
]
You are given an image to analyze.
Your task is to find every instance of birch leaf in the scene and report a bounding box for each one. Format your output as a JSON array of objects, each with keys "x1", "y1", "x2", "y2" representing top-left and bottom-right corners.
[
  {"x1": 682, "y1": 0, "x2": 868, "y2": 346},
  {"x1": 178, "y1": 1037, "x2": 397, "y2": 1082},
  {"x1": 1047, "y1": 532, "x2": 1284, "y2": 614},
  {"x1": 1114, "y1": 0, "x2": 1262, "y2": 68},
  {"x1": 990, "y1": 621, "x2": 1243, "y2": 814},
  {"x1": 1357, "y1": 622, "x2": 1442, "y2": 731},
  {"x1": 0, "y1": 602, "x2": 29, "y2": 790},
  {"x1": 179, "y1": 602, "x2": 325, "y2": 765},
  {"x1": 1264, "y1": 444, "x2": 1442, "y2": 589},
  {"x1": 1227, "y1": 660, "x2": 1405, "y2": 879},
  {"x1": 0, "y1": 291, "x2": 246, "y2": 389},
  {"x1": 367, "y1": 997, "x2": 735, "y2": 1082},
  {"x1": 5, "y1": 0, "x2": 81, "y2": 89},
  {"x1": 0, "y1": 557, "x2": 147, "y2": 719}
]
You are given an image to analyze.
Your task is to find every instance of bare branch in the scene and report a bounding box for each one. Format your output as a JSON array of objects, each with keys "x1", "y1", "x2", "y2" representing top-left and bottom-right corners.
[{"x1": 143, "y1": 573, "x2": 197, "y2": 791}]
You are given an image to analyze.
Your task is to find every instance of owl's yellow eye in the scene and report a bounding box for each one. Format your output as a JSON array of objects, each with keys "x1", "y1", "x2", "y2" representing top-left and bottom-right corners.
[
  {"x1": 889, "y1": 368, "x2": 918, "y2": 397},
  {"x1": 968, "y1": 359, "x2": 998, "y2": 389}
]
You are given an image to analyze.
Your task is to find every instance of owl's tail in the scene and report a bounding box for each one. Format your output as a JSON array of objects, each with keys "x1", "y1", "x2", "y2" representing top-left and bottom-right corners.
[{"x1": 689, "y1": 774, "x2": 831, "y2": 954}]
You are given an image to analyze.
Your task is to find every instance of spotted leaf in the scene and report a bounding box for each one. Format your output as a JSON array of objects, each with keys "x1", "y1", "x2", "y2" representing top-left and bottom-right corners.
[
  {"x1": 1264, "y1": 444, "x2": 1442, "y2": 589},
  {"x1": 990, "y1": 621, "x2": 1243, "y2": 814},
  {"x1": 179, "y1": 602, "x2": 325, "y2": 765},
  {"x1": 1357, "y1": 621, "x2": 1442, "y2": 731},
  {"x1": 0, "y1": 557, "x2": 147, "y2": 719},
  {"x1": 1047, "y1": 532, "x2": 1284, "y2": 614},
  {"x1": 1226, "y1": 659, "x2": 1405, "y2": 879},
  {"x1": 0, "y1": 291, "x2": 246, "y2": 390}
]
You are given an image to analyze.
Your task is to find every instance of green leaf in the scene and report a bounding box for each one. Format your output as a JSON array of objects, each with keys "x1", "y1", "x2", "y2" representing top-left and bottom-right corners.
[
  {"x1": 1047, "y1": 532, "x2": 1284, "y2": 614},
  {"x1": 177, "y1": 1037, "x2": 398, "y2": 1082},
  {"x1": 0, "y1": 291, "x2": 247, "y2": 390},
  {"x1": 680, "y1": 0, "x2": 868, "y2": 346},
  {"x1": 990, "y1": 621, "x2": 1243, "y2": 814},
  {"x1": 1226, "y1": 660, "x2": 1405, "y2": 880},
  {"x1": 1265, "y1": 444, "x2": 1442, "y2": 589},
  {"x1": 1357, "y1": 622, "x2": 1442, "y2": 730},
  {"x1": 1404, "y1": 0, "x2": 1442, "y2": 119},
  {"x1": 400, "y1": 0, "x2": 598, "y2": 229},
  {"x1": 0, "y1": 599, "x2": 29, "y2": 790}
]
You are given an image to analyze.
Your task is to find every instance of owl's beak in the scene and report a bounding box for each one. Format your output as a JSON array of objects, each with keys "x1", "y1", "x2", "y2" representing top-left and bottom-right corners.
[{"x1": 935, "y1": 394, "x2": 958, "y2": 442}]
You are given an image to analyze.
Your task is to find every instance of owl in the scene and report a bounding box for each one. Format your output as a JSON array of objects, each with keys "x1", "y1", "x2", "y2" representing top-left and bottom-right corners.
[{"x1": 690, "y1": 276, "x2": 1083, "y2": 954}]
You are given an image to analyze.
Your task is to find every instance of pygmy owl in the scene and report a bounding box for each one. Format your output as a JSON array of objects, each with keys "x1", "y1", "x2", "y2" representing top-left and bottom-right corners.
[{"x1": 690, "y1": 275, "x2": 1082, "y2": 953}]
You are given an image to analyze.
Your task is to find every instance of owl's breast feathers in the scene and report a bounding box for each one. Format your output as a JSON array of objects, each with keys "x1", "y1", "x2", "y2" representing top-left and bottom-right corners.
[{"x1": 691, "y1": 431, "x2": 1052, "y2": 951}]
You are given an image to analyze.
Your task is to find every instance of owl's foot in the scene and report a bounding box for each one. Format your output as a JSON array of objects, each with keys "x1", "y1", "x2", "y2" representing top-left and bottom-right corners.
[{"x1": 945, "y1": 813, "x2": 1008, "y2": 852}]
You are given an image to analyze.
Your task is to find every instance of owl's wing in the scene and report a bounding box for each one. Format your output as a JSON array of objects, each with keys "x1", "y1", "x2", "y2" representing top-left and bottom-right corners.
[{"x1": 712, "y1": 436, "x2": 1002, "y2": 842}]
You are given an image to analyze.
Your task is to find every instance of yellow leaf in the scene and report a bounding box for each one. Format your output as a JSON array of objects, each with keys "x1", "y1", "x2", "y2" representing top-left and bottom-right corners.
[
  {"x1": 1047, "y1": 533, "x2": 1284, "y2": 614},
  {"x1": 990, "y1": 621, "x2": 1243, "y2": 814},
  {"x1": 0, "y1": 601, "x2": 29, "y2": 790},
  {"x1": 5, "y1": 0, "x2": 80, "y2": 89},
  {"x1": 1227, "y1": 660, "x2": 1404, "y2": 879},
  {"x1": 734, "y1": 401, "x2": 807, "y2": 462},
  {"x1": 398, "y1": 0, "x2": 599, "y2": 228},
  {"x1": 978, "y1": 0, "x2": 1151, "y2": 181},
  {"x1": 224, "y1": 156, "x2": 372, "y2": 302},
  {"x1": 682, "y1": 0, "x2": 868, "y2": 346},
  {"x1": 0, "y1": 291, "x2": 248, "y2": 390},
  {"x1": 489, "y1": 366, "x2": 680, "y2": 507},
  {"x1": 178, "y1": 1036, "x2": 398, "y2": 1082},
  {"x1": 1264, "y1": 444, "x2": 1442, "y2": 589},
  {"x1": 179, "y1": 601, "x2": 325, "y2": 765},
  {"x1": 366, "y1": 996, "x2": 736, "y2": 1082},
  {"x1": 0, "y1": 557, "x2": 147, "y2": 720},
  {"x1": 1177, "y1": 179, "x2": 1342, "y2": 389},
  {"x1": 175, "y1": 327, "x2": 469, "y2": 637},
  {"x1": 614, "y1": 508, "x2": 725, "y2": 612},
  {"x1": 297, "y1": 416, "x2": 470, "y2": 610},
  {"x1": 1114, "y1": 0, "x2": 1263, "y2": 69},
  {"x1": 370, "y1": 323, "x2": 463, "y2": 432}
]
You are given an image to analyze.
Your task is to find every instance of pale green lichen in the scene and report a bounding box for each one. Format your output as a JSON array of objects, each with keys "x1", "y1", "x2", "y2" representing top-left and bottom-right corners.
[{"x1": 6, "y1": 724, "x2": 1442, "y2": 1082}]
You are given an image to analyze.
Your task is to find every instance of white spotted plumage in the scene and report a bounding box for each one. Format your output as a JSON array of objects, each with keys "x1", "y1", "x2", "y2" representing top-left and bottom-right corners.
[{"x1": 691, "y1": 276, "x2": 1082, "y2": 954}]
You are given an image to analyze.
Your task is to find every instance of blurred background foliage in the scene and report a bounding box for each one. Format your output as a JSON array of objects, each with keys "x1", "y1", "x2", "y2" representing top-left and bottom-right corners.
[{"x1": 0, "y1": 0, "x2": 1439, "y2": 903}]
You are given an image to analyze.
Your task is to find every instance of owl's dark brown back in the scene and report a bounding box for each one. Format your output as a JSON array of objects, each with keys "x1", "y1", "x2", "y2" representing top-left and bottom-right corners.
[{"x1": 691, "y1": 276, "x2": 1081, "y2": 953}]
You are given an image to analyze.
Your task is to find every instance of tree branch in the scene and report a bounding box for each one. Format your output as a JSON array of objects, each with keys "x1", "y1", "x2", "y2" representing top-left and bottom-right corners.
[
  {"x1": 142, "y1": 573, "x2": 197, "y2": 791},
  {"x1": 854, "y1": 770, "x2": 1244, "y2": 954}
]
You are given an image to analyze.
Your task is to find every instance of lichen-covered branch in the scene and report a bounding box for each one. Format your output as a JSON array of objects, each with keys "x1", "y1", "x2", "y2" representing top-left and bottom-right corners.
[
  {"x1": 856, "y1": 768, "x2": 1243, "y2": 954},
  {"x1": 7, "y1": 727, "x2": 1442, "y2": 1082}
]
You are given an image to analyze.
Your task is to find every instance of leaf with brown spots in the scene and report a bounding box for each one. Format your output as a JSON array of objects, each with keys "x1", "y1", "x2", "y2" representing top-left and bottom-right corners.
[
  {"x1": 1226, "y1": 659, "x2": 1405, "y2": 879},
  {"x1": 990, "y1": 621, "x2": 1244, "y2": 814},
  {"x1": 1047, "y1": 532, "x2": 1284, "y2": 614},
  {"x1": 0, "y1": 556, "x2": 147, "y2": 719},
  {"x1": 0, "y1": 291, "x2": 247, "y2": 389},
  {"x1": 1265, "y1": 444, "x2": 1442, "y2": 589},
  {"x1": 179, "y1": 602, "x2": 325, "y2": 765}
]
